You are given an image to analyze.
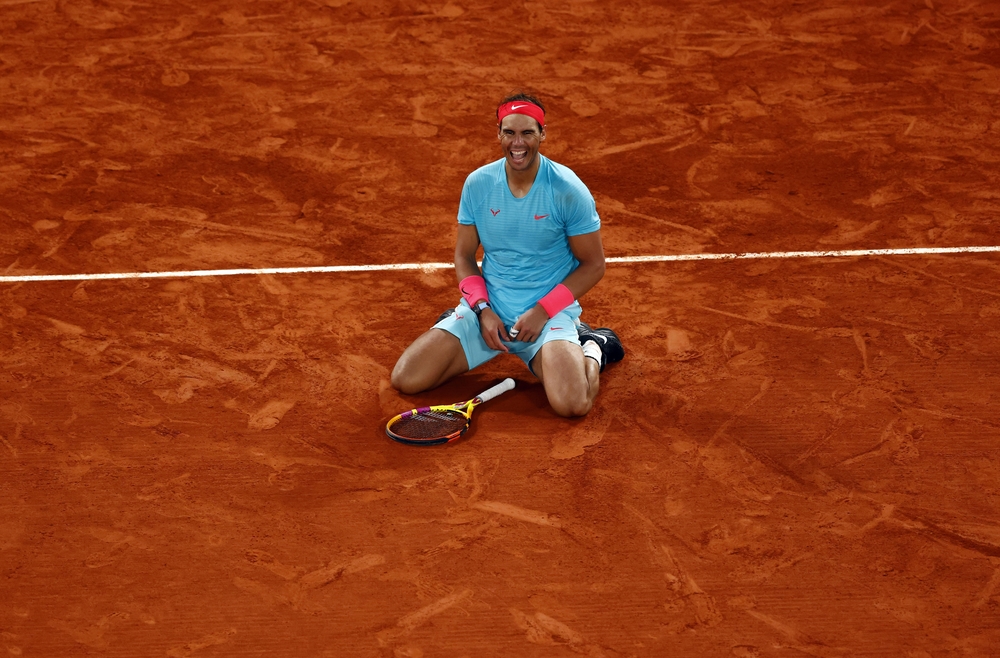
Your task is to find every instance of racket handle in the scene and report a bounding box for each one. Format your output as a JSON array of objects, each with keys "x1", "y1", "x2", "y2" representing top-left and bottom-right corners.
[{"x1": 476, "y1": 377, "x2": 515, "y2": 403}]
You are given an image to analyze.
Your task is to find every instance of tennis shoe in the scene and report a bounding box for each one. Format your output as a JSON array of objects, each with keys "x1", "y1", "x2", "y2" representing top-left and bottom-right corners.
[
  {"x1": 577, "y1": 322, "x2": 625, "y2": 371},
  {"x1": 437, "y1": 307, "x2": 457, "y2": 324}
]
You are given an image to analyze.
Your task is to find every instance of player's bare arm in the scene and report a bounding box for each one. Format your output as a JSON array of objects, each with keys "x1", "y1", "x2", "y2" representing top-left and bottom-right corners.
[
  {"x1": 454, "y1": 223, "x2": 511, "y2": 351},
  {"x1": 453, "y1": 223, "x2": 483, "y2": 285}
]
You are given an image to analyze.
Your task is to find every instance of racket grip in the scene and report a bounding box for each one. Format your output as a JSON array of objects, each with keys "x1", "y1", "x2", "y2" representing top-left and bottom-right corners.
[{"x1": 476, "y1": 377, "x2": 515, "y2": 403}]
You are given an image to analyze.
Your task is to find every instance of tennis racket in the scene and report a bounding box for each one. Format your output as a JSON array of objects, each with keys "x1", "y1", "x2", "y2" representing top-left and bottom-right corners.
[{"x1": 385, "y1": 378, "x2": 515, "y2": 446}]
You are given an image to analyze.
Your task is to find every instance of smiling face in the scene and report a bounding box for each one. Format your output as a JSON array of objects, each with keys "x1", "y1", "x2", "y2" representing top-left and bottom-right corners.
[{"x1": 498, "y1": 113, "x2": 545, "y2": 173}]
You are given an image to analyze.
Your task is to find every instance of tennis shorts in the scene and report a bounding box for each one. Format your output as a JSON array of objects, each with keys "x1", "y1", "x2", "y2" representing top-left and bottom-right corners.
[{"x1": 433, "y1": 300, "x2": 582, "y2": 374}]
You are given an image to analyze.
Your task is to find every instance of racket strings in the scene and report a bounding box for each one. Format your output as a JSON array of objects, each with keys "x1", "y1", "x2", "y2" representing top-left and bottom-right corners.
[{"x1": 389, "y1": 409, "x2": 469, "y2": 440}]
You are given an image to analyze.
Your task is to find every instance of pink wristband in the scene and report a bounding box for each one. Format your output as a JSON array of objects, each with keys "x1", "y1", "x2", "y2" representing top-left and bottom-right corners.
[
  {"x1": 459, "y1": 275, "x2": 489, "y2": 307},
  {"x1": 538, "y1": 283, "x2": 575, "y2": 318}
]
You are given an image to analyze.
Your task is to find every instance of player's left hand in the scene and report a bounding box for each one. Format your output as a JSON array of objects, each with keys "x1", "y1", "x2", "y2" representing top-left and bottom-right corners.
[{"x1": 510, "y1": 305, "x2": 549, "y2": 343}]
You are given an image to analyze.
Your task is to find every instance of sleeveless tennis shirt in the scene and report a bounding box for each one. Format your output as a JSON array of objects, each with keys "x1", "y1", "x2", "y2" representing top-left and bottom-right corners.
[{"x1": 457, "y1": 155, "x2": 601, "y2": 325}]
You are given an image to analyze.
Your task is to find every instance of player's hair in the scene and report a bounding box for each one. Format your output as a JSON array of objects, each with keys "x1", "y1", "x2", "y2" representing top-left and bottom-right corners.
[{"x1": 497, "y1": 91, "x2": 546, "y2": 130}]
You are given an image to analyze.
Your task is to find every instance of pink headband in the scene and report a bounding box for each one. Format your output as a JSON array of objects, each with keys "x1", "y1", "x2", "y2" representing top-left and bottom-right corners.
[{"x1": 497, "y1": 100, "x2": 545, "y2": 128}]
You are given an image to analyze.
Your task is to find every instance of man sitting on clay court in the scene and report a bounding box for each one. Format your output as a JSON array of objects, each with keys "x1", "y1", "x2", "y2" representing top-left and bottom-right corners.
[{"x1": 390, "y1": 92, "x2": 624, "y2": 417}]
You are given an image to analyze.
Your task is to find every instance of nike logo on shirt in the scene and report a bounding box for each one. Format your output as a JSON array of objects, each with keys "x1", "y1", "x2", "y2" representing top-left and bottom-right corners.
[{"x1": 534, "y1": 214, "x2": 549, "y2": 220}]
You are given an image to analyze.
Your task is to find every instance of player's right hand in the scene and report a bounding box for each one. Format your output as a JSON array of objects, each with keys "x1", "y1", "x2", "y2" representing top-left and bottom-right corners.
[{"x1": 479, "y1": 309, "x2": 511, "y2": 352}]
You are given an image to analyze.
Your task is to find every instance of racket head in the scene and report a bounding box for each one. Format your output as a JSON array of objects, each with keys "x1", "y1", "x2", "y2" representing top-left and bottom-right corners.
[{"x1": 385, "y1": 405, "x2": 472, "y2": 446}]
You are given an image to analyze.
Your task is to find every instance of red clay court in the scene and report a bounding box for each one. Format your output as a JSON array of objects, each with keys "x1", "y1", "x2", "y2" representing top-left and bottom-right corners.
[{"x1": 2, "y1": 0, "x2": 999, "y2": 656}]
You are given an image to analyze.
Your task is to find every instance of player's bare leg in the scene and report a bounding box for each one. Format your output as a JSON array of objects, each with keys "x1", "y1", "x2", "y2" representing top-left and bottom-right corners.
[
  {"x1": 532, "y1": 340, "x2": 599, "y2": 417},
  {"x1": 391, "y1": 329, "x2": 469, "y2": 394},
  {"x1": 534, "y1": 324, "x2": 624, "y2": 416}
]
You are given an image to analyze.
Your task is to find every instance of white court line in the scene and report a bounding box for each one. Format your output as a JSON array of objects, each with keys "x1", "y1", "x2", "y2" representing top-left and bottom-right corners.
[{"x1": 0, "y1": 245, "x2": 997, "y2": 283}]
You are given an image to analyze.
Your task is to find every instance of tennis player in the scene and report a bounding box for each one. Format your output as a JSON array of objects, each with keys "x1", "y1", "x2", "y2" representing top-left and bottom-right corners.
[{"x1": 390, "y1": 93, "x2": 624, "y2": 417}]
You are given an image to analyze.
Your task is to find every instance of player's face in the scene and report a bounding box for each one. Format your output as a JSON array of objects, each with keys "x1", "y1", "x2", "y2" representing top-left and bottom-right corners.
[{"x1": 498, "y1": 114, "x2": 545, "y2": 172}]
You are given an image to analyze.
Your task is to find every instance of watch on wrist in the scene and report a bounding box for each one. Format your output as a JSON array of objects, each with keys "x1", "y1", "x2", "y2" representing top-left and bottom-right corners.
[{"x1": 472, "y1": 301, "x2": 491, "y2": 317}]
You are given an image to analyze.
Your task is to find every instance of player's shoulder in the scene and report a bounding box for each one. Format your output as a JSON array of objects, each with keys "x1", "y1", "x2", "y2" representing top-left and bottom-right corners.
[
  {"x1": 464, "y1": 158, "x2": 505, "y2": 189},
  {"x1": 540, "y1": 156, "x2": 592, "y2": 196}
]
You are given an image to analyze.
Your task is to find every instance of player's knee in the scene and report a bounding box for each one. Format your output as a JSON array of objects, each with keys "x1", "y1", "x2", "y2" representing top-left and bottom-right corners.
[
  {"x1": 390, "y1": 361, "x2": 422, "y2": 395},
  {"x1": 548, "y1": 391, "x2": 593, "y2": 418}
]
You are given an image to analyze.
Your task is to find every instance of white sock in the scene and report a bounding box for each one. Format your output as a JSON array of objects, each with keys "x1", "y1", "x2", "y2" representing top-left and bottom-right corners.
[{"x1": 582, "y1": 340, "x2": 602, "y2": 365}]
